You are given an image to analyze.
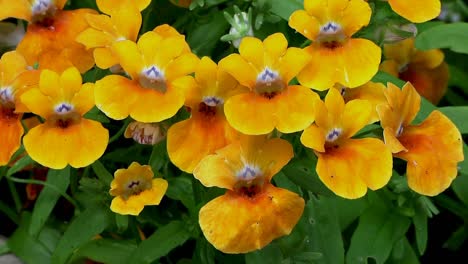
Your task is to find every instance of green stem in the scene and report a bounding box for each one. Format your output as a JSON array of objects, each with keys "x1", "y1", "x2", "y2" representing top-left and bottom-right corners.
[
  {"x1": 0, "y1": 200, "x2": 19, "y2": 224},
  {"x1": 8, "y1": 176, "x2": 79, "y2": 209},
  {"x1": 7, "y1": 178, "x2": 22, "y2": 213},
  {"x1": 109, "y1": 118, "x2": 131, "y2": 144}
]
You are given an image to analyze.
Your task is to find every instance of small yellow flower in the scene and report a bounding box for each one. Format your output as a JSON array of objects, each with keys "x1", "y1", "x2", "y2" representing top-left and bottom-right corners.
[
  {"x1": 21, "y1": 67, "x2": 109, "y2": 169},
  {"x1": 289, "y1": 0, "x2": 381, "y2": 90},
  {"x1": 194, "y1": 136, "x2": 304, "y2": 253},
  {"x1": 110, "y1": 162, "x2": 168, "y2": 216},
  {"x1": 301, "y1": 88, "x2": 393, "y2": 199},
  {"x1": 0, "y1": 51, "x2": 38, "y2": 165},
  {"x1": 219, "y1": 33, "x2": 318, "y2": 135},
  {"x1": 381, "y1": 38, "x2": 449, "y2": 104},
  {"x1": 377, "y1": 82, "x2": 464, "y2": 196}
]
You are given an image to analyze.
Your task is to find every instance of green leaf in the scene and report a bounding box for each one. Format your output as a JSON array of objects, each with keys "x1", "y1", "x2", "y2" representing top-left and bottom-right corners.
[
  {"x1": 51, "y1": 206, "x2": 111, "y2": 264},
  {"x1": 127, "y1": 220, "x2": 191, "y2": 264},
  {"x1": 412, "y1": 209, "x2": 428, "y2": 255},
  {"x1": 346, "y1": 202, "x2": 411, "y2": 264},
  {"x1": 193, "y1": 238, "x2": 215, "y2": 264},
  {"x1": 6, "y1": 155, "x2": 34, "y2": 177},
  {"x1": 115, "y1": 214, "x2": 129, "y2": 233},
  {"x1": 187, "y1": 12, "x2": 229, "y2": 56},
  {"x1": 84, "y1": 106, "x2": 110, "y2": 123},
  {"x1": 166, "y1": 176, "x2": 196, "y2": 212},
  {"x1": 148, "y1": 141, "x2": 167, "y2": 173},
  {"x1": 438, "y1": 106, "x2": 468, "y2": 134},
  {"x1": 29, "y1": 167, "x2": 71, "y2": 237},
  {"x1": 91, "y1": 160, "x2": 114, "y2": 185},
  {"x1": 269, "y1": 0, "x2": 303, "y2": 21},
  {"x1": 333, "y1": 196, "x2": 368, "y2": 231},
  {"x1": 282, "y1": 159, "x2": 334, "y2": 196},
  {"x1": 71, "y1": 239, "x2": 137, "y2": 264},
  {"x1": 452, "y1": 143, "x2": 468, "y2": 205},
  {"x1": 372, "y1": 71, "x2": 405, "y2": 87},
  {"x1": 415, "y1": 23, "x2": 468, "y2": 54},
  {"x1": 245, "y1": 243, "x2": 283, "y2": 264},
  {"x1": 386, "y1": 238, "x2": 420, "y2": 264}
]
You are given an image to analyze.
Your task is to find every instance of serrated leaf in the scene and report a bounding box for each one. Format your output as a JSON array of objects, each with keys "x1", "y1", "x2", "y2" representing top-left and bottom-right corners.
[
  {"x1": 346, "y1": 203, "x2": 411, "y2": 264},
  {"x1": 415, "y1": 23, "x2": 468, "y2": 54},
  {"x1": 29, "y1": 167, "x2": 71, "y2": 237},
  {"x1": 127, "y1": 220, "x2": 191, "y2": 264},
  {"x1": 51, "y1": 206, "x2": 111, "y2": 264}
]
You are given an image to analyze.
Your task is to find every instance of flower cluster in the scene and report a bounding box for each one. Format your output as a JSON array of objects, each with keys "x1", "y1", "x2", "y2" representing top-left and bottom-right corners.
[{"x1": 0, "y1": 0, "x2": 464, "y2": 256}]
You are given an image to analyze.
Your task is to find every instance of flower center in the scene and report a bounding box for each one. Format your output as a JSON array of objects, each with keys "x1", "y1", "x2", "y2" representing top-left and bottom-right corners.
[
  {"x1": 326, "y1": 128, "x2": 342, "y2": 142},
  {"x1": 123, "y1": 178, "x2": 152, "y2": 199},
  {"x1": 234, "y1": 165, "x2": 265, "y2": 198},
  {"x1": 396, "y1": 124, "x2": 404, "y2": 137},
  {"x1": 139, "y1": 66, "x2": 167, "y2": 93},
  {"x1": 255, "y1": 68, "x2": 285, "y2": 99},
  {"x1": 0, "y1": 87, "x2": 14, "y2": 106},
  {"x1": 50, "y1": 102, "x2": 80, "y2": 128},
  {"x1": 31, "y1": 0, "x2": 57, "y2": 26},
  {"x1": 317, "y1": 22, "x2": 346, "y2": 49}
]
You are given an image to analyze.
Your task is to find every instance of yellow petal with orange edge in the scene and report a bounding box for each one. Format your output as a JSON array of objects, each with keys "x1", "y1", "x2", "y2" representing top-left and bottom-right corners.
[
  {"x1": 263, "y1": 33, "x2": 288, "y2": 66},
  {"x1": 238, "y1": 36, "x2": 264, "y2": 72},
  {"x1": 72, "y1": 83, "x2": 95, "y2": 116},
  {"x1": 94, "y1": 75, "x2": 139, "y2": 120},
  {"x1": 0, "y1": 0, "x2": 31, "y2": 21},
  {"x1": 396, "y1": 110, "x2": 464, "y2": 196},
  {"x1": 275, "y1": 85, "x2": 317, "y2": 133},
  {"x1": 93, "y1": 48, "x2": 118, "y2": 69},
  {"x1": 388, "y1": 0, "x2": 440, "y2": 23},
  {"x1": 298, "y1": 38, "x2": 381, "y2": 90},
  {"x1": 341, "y1": 99, "x2": 372, "y2": 139},
  {"x1": 224, "y1": 93, "x2": 275, "y2": 135},
  {"x1": 301, "y1": 124, "x2": 326, "y2": 153},
  {"x1": 0, "y1": 116, "x2": 23, "y2": 165},
  {"x1": 288, "y1": 10, "x2": 320, "y2": 41},
  {"x1": 24, "y1": 119, "x2": 109, "y2": 169},
  {"x1": 219, "y1": 54, "x2": 256, "y2": 89},
  {"x1": 342, "y1": 81, "x2": 387, "y2": 123},
  {"x1": 400, "y1": 82, "x2": 421, "y2": 126},
  {"x1": 167, "y1": 115, "x2": 235, "y2": 173},
  {"x1": 112, "y1": 40, "x2": 143, "y2": 80},
  {"x1": 382, "y1": 127, "x2": 407, "y2": 153},
  {"x1": 21, "y1": 88, "x2": 54, "y2": 118},
  {"x1": 0, "y1": 51, "x2": 29, "y2": 86},
  {"x1": 199, "y1": 184, "x2": 304, "y2": 254},
  {"x1": 316, "y1": 138, "x2": 393, "y2": 199},
  {"x1": 194, "y1": 144, "x2": 241, "y2": 190}
]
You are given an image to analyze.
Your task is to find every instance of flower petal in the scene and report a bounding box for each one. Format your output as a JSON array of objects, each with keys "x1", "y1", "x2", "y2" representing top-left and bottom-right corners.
[
  {"x1": 199, "y1": 184, "x2": 304, "y2": 254},
  {"x1": 0, "y1": 116, "x2": 23, "y2": 165},
  {"x1": 219, "y1": 54, "x2": 257, "y2": 89},
  {"x1": 0, "y1": 0, "x2": 31, "y2": 21},
  {"x1": 112, "y1": 40, "x2": 143, "y2": 79},
  {"x1": 388, "y1": 0, "x2": 441, "y2": 23},
  {"x1": 301, "y1": 124, "x2": 326, "y2": 153},
  {"x1": 288, "y1": 10, "x2": 320, "y2": 41}
]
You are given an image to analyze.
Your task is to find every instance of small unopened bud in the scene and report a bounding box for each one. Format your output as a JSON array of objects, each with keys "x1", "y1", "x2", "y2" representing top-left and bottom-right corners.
[
  {"x1": 124, "y1": 122, "x2": 167, "y2": 145},
  {"x1": 377, "y1": 23, "x2": 418, "y2": 44},
  {"x1": 221, "y1": 7, "x2": 254, "y2": 48}
]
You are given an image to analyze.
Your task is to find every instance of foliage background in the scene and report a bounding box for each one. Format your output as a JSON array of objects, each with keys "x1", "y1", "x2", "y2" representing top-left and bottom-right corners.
[{"x1": 1, "y1": 0, "x2": 468, "y2": 263}]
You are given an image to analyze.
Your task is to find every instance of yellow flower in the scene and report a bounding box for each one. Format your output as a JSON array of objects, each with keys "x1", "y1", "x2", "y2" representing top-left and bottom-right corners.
[
  {"x1": 194, "y1": 136, "x2": 304, "y2": 253},
  {"x1": 110, "y1": 162, "x2": 168, "y2": 216},
  {"x1": 94, "y1": 29, "x2": 199, "y2": 123},
  {"x1": 332, "y1": 82, "x2": 387, "y2": 123},
  {"x1": 76, "y1": 0, "x2": 150, "y2": 70},
  {"x1": 0, "y1": 0, "x2": 96, "y2": 73},
  {"x1": 21, "y1": 67, "x2": 109, "y2": 169},
  {"x1": 0, "y1": 51, "x2": 38, "y2": 165},
  {"x1": 167, "y1": 57, "x2": 248, "y2": 173},
  {"x1": 301, "y1": 88, "x2": 393, "y2": 199},
  {"x1": 381, "y1": 38, "x2": 449, "y2": 104},
  {"x1": 377, "y1": 82, "x2": 464, "y2": 196},
  {"x1": 219, "y1": 33, "x2": 318, "y2": 135},
  {"x1": 387, "y1": 0, "x2": 441, "y2": 23},
  {"x1": 289, "y1": 0, "x2": 381, "y2": 90}
]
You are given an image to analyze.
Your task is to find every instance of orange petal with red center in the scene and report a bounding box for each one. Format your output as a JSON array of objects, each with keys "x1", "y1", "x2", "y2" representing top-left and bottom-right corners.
[
  {"x1": 23, "y1": 119, "x2": 109, "y2": 169},
  {"x1": 275, "y1": 85, "x2": 318, "y2": 133},
  {"x1": 94, "y1": 75, "x2": 139, "y2": 120},
  {"x1": 199, "y1": 184, "x2": 305, "y2": 254},
  {"x1": 396, "y1": 111, "x2": 464, "y2": 196},
  {"x1": 167, "y1": 114, "x2": 236, "y2": 173},
  {"x1": 316, "y1": 138, "x2": 393, "y2": 199},
  {"x1": 298, "y1": 38, "x2": 381, "y2": 90},
  {"x1": 388, "y1": 0, "x2": 441, "y2": 23},
  {"x1": 0, "y1": 115, "x2": 23, "y2": 165},
  {"x1": 0, "y1": 0, "x2": 31, "y2": 21},
  {"x1": 224, "y1": 93, "x2": 275, "y2": 135}
]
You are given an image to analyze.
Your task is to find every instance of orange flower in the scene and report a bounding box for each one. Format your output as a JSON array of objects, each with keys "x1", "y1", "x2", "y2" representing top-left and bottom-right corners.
[
  {"x1": 21, "y1": 67, "x2": 109, "y2": 169},
  {"x1": 377, "y1": 82, "x2": 464, "y2": 196},
  {"x1": 167, "y1": 57, "x2": 248, "y2": 173},
  {"x1": 289, "y1": 0, "x2": 381, "y2": 90},
  {"x1": 0, "y1": 51, "x2": 38, "y2": 165},
  {"x1": 381, "y1": 38, "x2": 449, "y2": 104},
  {"x1": 194, "y1": 136, "x2": 304, "y2": 253},
  {"x1": 301, "y1": 88, "x2": 393, "y2": 199},
  {"x1": 332, "y1": 81, "x2": 387, "y2": 123},
  {"x1": 94, "y1": 30, "x2": 199, "y2": 123},
  {"x1": 219, "y1": 33, "x2": 318, "y2": 135},
  {"x1": 110, "y1": 162, "x2": 168, "y2": 216},
  {"x1": 0, "y1": 0, "x2": 96, "y2": 73},
  {"x1": 387, "y1": 0, "x2": 441, "y2": 23},
  {"x1": 76, "y1": 0, "x2": 150, "y2": 70}
]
